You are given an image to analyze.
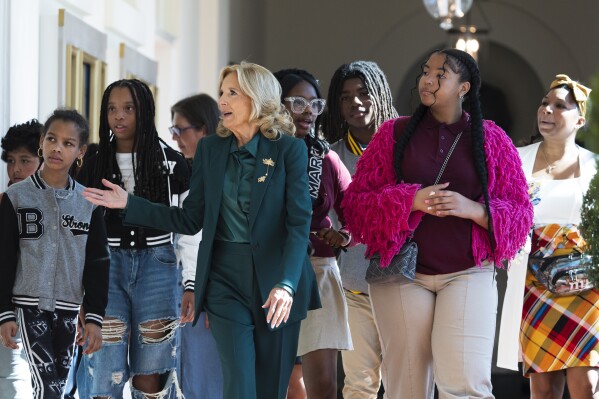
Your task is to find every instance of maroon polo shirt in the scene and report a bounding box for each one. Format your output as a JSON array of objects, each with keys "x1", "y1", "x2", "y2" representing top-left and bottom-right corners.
[{"x1": 402, "y1": 111, "x2": 482, "y2": 275}]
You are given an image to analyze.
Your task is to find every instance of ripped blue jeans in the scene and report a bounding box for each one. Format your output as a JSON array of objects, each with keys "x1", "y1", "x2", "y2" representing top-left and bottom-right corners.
[{"x1": 77, "y1": 246, "x2": 181, "y2": 399}]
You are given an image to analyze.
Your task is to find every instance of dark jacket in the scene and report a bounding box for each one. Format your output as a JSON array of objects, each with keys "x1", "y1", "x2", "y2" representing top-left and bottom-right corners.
[{"x1": 124, "y1": 133, "x2": 321, "y2": 326}]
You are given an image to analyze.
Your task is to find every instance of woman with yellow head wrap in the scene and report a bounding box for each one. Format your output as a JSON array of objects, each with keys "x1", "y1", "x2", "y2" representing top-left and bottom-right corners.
[{"x1": 498, "y1": 74, "x2": 599, "y2": 399}]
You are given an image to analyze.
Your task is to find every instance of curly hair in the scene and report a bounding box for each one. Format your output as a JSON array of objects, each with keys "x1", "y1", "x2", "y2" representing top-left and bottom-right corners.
[
  {"x1": 1, "y1": 119, "x2": 43, "y2": 162},
  {"x1": 392, "y1": 48, "x2": 495, "y2": 252},
  {"x1": 216, "y1": 62, "x2": 295, "y2": 139},
  {"x1": 322, "y1": 61, "x2": 398, "y2": 143}
]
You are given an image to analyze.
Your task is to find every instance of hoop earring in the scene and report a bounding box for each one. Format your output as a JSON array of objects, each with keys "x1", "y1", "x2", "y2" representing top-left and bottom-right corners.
[
  {"x1": 37, "y1": 147, "x2": 43, "y2": 158},
  {"x1": 76, "y1": 157, "x2": 83, "y2": 168}
]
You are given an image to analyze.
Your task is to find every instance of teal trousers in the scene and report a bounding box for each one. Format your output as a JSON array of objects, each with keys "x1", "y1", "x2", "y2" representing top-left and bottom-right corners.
[{"x1": 205, "y1": 241, "x2": 300, "y2": 399}]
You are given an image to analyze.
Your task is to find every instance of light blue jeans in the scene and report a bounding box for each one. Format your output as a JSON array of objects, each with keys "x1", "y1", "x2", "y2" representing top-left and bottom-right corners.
[
  {"x1": 0, "y1": 329, "x2": 32, "y2": 399},
  {"x1": 180, "y1": 312, "x2": 223, "y2": 399},
  {"x1": 77, "y1": 246, "x2": 181, "y2": 399}
]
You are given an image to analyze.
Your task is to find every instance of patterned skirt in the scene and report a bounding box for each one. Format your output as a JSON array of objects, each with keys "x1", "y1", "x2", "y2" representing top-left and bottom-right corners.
[{"x1": 520, "y1": 270, "x2": 599, "y2": 375}]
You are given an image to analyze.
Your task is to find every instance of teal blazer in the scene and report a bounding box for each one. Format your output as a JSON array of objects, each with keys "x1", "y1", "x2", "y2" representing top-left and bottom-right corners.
[{"x1": 124, "y1": 133, "x2": 321, "y2": 326}]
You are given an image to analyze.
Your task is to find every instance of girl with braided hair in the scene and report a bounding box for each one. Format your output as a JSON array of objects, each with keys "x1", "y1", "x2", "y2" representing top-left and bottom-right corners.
[
  {"x1": 274, "y1": 68, "x2": 353, "y2": 399},
  {"x1": 76, "y1": 79, "x2": 192, "y2": 398},
  {"x1": 82, "y1": 63, "x2": 322, "y2": 399},
  {"x1": 322, "y1": 60, "x2": 397, "y2": 399},
  {"x1": 342, "y1": 49, "x2": 532, "y2": 398}
]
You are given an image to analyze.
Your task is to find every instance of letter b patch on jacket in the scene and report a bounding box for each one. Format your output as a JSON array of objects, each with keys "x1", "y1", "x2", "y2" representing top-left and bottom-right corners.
[{"x1": 17, "y1": 208, "x2": 44, "y2": 239}]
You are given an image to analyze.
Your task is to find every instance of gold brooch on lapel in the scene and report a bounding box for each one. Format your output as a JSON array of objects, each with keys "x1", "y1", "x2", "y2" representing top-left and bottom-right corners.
[{"x1": 257, "y1": 158, "x2": 275, "y2": 183}]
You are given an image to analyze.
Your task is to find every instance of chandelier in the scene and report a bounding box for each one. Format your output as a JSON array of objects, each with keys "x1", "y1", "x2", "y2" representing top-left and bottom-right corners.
[
  {"x1": 452, "y1": 26, "x2": 481, "y2": 60},
  {"x1": 422, "y1": 0, "x2": 473, "y2": 30}
]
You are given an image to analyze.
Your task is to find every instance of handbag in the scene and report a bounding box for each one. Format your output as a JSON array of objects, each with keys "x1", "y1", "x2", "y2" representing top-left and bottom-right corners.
[
  {"x1": 527, "y1": 249, "x2": 593, "y2": 296},
  {"x1": 366, "y1": 241, "x2": 418, "y2": 284},
  {"x1": 365, "y1": 122, "x2": 463, "y2": 285}
]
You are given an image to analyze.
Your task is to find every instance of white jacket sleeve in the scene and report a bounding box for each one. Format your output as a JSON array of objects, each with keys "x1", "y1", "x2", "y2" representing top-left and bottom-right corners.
[
  {"x1": 496, "y1": 237, "x2": 530, "y2": 371},
  {"x1": 174, "y1": 189, "x2": 200, "y2": 291},
  {"x1": 497, "y1": 144, "x2": 534, "y2": 370}
]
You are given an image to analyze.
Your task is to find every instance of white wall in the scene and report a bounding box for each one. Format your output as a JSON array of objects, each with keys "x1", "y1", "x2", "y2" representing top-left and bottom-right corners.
[
  {"x1": 0, "y1": 0, "x2": 228, "y2": 194},
  {"x1": 3, "y1": 0, "x2": 598, "y2": 193},
  {"x1": 0, "y1": 0, "x2": 42, "y2": 192},
  {"x1": 157, "y1": 0, "x2": 230, "y2": 148},
  {"x1": 0, "y1": 1, "x2": 10, "y2": 191},
  {"x1": 10, "y1": 0, "x2": 40, "y2": 124},
  {"x1": 250, "y1": 0, "x2": 599, "y2": 140}
]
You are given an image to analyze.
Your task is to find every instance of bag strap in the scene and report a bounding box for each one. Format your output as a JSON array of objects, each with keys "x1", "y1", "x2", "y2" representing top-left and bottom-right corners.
[
  {"x1": 392, "y1": 118, "x2": 463, "y2": 185},
  {"x1": 434, "y1": 131, "x2": 462, "y2": 185}
]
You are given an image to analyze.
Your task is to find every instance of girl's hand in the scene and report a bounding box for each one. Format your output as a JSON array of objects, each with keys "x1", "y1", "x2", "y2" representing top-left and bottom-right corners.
[
  {"x1": 262, "y1": 287, "x2": 293, "y2": 329},
  {"x1": 0, "y1": 321, "x2": 19, "y2": 349},
  {"x1": 412, "y1": 183, "x2": 451, "y2": 212},
  {"x1": 424, "y1": 186, "x2": 488, "y2": 227},
  {"x1": 75, "y1": 309, "x2": 85, "y2": 343},
  {"x1": 180, "y1": 291, "x2": 195, "y2": 323},
  {"x1": 82, "y1": 179, "x2": 128, "y2": 209},
  {"x1": 80, "y1": 323, "x2": 102, "y2": 354},
  {"x1": 315, "y1": 228, "x2": 349, "y2": 248}
]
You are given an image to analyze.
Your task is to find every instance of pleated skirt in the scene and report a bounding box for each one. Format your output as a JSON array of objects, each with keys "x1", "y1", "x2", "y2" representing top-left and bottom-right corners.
[{"x1": 297, "y1": 256, "x2": 353, "y2": 356}]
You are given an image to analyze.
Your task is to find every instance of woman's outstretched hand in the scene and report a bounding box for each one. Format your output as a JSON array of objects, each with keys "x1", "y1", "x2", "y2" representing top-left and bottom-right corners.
[{"x1": 82, "y1": 179, "x2": 128, "y2": 209}]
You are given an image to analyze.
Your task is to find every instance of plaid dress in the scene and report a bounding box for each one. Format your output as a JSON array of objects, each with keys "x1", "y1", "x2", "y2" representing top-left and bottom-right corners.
[{"x1": 521, "y1": 206, "x2": 599, "y2": 374}]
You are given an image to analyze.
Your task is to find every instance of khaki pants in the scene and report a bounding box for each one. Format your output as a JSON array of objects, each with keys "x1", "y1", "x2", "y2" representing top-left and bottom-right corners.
[
  {"x1": 369, "y1": 265, "x2": 497, "y2": 399},
  {"x1": 341, "y1": 291, "x2": 382, "y2": 399}
]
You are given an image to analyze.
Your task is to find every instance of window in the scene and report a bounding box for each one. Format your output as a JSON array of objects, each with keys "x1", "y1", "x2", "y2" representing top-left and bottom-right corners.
[
  {"x1": 65, "y1": 44, "x2": 106, "y2": 142},
  {"x1": 58, "y1": 9, "x2": 108, "y2": 143}
]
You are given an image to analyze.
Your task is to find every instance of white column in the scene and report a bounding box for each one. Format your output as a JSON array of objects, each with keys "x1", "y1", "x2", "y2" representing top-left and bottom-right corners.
[
  {"x1": 10, "y1": 0, "x2": 40, "y2": 124},
  {"x1": 197, "y1": 0, "x2": 230, "y2": 99},
  {"x1": 38, "y1": 3, "x2": 60, "y2": 122},
  {"x1": 0, "y1": 0, "x2": 10, "y2": 191},
  {"x1": 177, "y1": 0, "x2": 201, "y2": 96}
]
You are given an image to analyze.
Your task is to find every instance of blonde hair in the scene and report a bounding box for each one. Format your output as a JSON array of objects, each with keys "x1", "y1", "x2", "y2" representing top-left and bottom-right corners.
[{"x1": 216, "y1": 62, "x2": 296, "y2": 139}]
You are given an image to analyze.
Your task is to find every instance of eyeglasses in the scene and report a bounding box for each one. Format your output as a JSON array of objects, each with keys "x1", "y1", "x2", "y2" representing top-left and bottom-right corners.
[
  {"x1": 168, "y1": 125, "x2": 198, "y2": 136},
  {"x1": 284, "y1": 97, "x2": 326, "y2": 115}
]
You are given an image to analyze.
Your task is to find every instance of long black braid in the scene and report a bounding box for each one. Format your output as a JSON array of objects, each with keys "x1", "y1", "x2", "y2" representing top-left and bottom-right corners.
[
  {"x1": 91, "y1": 79, "x2": 168, "y2": 203},
  {"x1": 393, "y1": 49, "x2": 496, "y2": 255},
  {"x1": 322, "y1": 61, "x2": 398, "y2": 144}
]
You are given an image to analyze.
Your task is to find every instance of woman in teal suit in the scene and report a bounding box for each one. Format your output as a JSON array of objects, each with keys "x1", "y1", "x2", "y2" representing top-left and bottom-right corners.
[{"x1": 83, "y1": 62, "x2": 320, "y2": 399}]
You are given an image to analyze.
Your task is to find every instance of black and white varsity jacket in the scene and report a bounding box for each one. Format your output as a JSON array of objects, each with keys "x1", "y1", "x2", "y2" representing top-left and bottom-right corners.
[
  {"x1": 77, "y1": 143, "x2": 197, "y2": 291},
  {"x1": 0, "y1": 172, "x2": 110, "y2": 327}
]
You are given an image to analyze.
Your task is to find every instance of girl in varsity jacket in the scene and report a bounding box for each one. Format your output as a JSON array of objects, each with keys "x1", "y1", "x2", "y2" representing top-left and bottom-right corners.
[{"x1": 0, "y1": 109, "x2": 110, "y2": 399}]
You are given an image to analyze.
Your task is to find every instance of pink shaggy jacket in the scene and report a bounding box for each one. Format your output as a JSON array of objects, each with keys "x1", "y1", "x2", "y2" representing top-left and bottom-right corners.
[{"x1": 341, "y1": 117, "x2": 533, "y2": 268}]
